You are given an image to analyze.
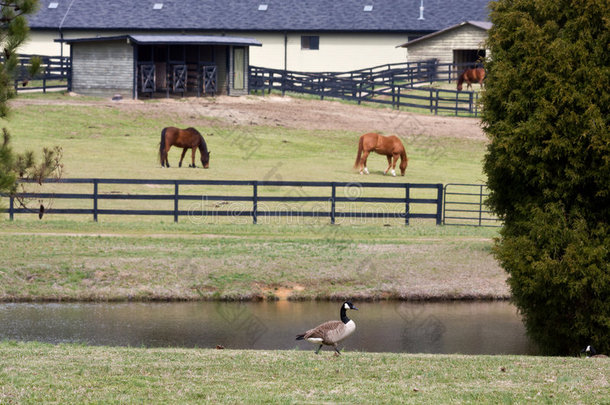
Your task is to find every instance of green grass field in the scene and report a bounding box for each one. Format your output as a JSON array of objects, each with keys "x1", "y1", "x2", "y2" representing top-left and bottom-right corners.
[
  {"x1": 1, "y1": 341, "x2": 608, "y2": 404},
  {"x1": 5, "y1": 93, "x2": 486, "y2": 183},
  {"x1": 0, "y1": 93, "x2": 501, "y2": 301},
  {"x1": 1, "y1": 94, "x2": 607, "y2": 403}
]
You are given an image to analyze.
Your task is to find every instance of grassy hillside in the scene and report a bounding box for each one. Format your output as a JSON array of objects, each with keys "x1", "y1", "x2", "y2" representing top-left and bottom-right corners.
[{"x1": 5, "y1": 93, "x2": 487, "y2": 184}]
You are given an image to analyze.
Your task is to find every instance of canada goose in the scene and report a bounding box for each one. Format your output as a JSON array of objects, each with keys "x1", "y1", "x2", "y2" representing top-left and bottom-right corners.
[
  {"x1": 581, "y1": 345, "x2": 608, "y2": 358},
  {"x1": 296, "y1": 301, "x2": 358, "y2": 355}
]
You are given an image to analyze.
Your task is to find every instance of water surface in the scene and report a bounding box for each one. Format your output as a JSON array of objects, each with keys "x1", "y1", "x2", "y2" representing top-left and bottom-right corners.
[{"x1": 0, "y1": 301, "x2": 536, "y2": 354}]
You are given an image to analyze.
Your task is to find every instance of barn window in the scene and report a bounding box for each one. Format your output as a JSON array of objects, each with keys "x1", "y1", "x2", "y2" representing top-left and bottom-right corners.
[
  {"x1": 48, "y1": 2, "x2": 59, "y2": 8},
  {"x1": 301, "y1": 36, "x2": 319, "y2": 50}
]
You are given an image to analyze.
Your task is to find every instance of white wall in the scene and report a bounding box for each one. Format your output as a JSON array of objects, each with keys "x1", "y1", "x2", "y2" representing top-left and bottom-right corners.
[
  {"x1": 24, "y1": 30, "x2": 410, "y2": 72},
  {"x1": 247, "y1": 32, "x2": 409, "y2": 72}
]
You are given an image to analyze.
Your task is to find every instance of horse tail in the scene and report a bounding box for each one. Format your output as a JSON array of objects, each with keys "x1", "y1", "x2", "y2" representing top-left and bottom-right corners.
[
  {"x1": 159, "y1": 128, "x2": 167, "y2": 165},
  {"x1": 354, "y1": 136, "x2": 364, "y2": 169}
]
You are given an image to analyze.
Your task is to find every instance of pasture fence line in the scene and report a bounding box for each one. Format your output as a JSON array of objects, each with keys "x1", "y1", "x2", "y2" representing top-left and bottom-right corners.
[
  {"x1": 5, "y1": 54, "x2": 71, "y2": 93},
  {"x1": 3, "y1": 178, "x2": 444, "y2": 225},
  {"x1": 2, "y1": 179, "x2": 500, "y2": 227},
  {"x1": 249, "y1": 61, "x2": 481, "y2": 117}
]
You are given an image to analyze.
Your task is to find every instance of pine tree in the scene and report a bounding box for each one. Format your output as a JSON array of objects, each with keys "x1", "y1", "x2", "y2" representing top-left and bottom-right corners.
[
  {"x1": 482, "y1": 0, "x2": 610, "y2": 355},
  {"x1": 1, "y1": 1, "x2": 62, "y2": 203}
]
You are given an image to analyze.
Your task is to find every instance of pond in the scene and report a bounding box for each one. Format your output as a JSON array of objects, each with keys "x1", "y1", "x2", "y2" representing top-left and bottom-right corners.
[{"x1": 0, "y1": 301, "x2": 537, "y2": 354}]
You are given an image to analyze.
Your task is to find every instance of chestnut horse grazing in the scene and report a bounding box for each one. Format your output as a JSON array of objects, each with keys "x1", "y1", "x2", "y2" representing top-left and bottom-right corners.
[
  {"x1": 159, "y1": 127, "x2": 210, "y2": 168},
  {"x1": 354, "y1": 133, "x2": 408, "y2": 177},
  {"x1": 457, "y1": 67, "x2": 486, "y2": 91}
]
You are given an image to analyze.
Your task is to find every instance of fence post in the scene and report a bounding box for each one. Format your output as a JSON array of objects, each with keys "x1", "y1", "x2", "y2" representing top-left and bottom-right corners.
[
  {"x1": 435, "y1": 91, "x2": 439, "y2": 115},
  {"x1": 9, "y1": 195, "x2": 14, "y2": 221},
  {"x1": 479, "y1": 184, "x2": 484, "y2": 227},
  {"x1": 405, "y1": 184, "x2": 410, "y2": 226},
  {"x1": 330, "y1": 183, "x2": 336, "y2": 225},
  {"x1": 174, "y1": 182, "x2": 179, "y2": 223},
  {"x1": 397, "y1": 86, "x2": 401, "y2": 110},
  {"x1": 252, "y1": 181, "x2": 258, "y2": 224},
  {"x1": 93, "y1": 179, "x2": 98, "y2": 222},
  {"x1": 475, "y1": 93, "x2": 479, "y2": 117},
  {"x1": 442, "y1": 184, "x2": 447, "y2": 225},
  {"x1": 320, "y1": 77, "x2": 324, "y2": 100},
  {"x1": 436, "y1": 184, "x2": 443, "y2": 225}
]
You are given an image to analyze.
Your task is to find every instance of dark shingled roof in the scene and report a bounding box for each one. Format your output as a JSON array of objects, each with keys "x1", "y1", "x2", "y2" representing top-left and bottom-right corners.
[
  {"x1": 61, "y1": 34, "x2": 262, "y2": 47},
  {"x1": 29, "y1": 0, "x2": 492, "y2": 33}
]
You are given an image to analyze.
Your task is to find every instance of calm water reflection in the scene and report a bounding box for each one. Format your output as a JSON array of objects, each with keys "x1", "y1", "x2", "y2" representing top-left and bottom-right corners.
[{"x1": 0, "y1": 301, "x2": 537, "y2": 354}]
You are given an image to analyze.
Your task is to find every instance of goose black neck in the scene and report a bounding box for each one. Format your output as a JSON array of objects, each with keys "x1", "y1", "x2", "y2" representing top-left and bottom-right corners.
[{"x1": 340, "y1": 306, "x2": 350, "y2": 324}]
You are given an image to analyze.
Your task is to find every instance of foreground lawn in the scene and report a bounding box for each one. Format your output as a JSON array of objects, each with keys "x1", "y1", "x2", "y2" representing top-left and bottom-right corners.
[{"x1": 0, "y1": 341, "x2": 607, "y2": 404}]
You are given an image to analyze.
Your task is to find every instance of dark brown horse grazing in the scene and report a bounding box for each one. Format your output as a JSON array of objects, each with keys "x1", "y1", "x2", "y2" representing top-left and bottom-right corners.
[
  {"x1": 159, "y1": 127, "x2": 210, "y2": 168},
  {"x1": 457, "y1": 67, "x2": 486, "y2": 91},
  {"x1": 354, "y1": 133, "x2": 408, "y2": 176}
]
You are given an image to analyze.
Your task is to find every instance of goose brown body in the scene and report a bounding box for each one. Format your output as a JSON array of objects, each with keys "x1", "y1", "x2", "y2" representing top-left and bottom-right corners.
[
  {"x1": 301, "y1": 320, "x2": 355, "y2": 345},
  {"x1": 296, "y1": 301, "x2": 358, "y2": 354}
]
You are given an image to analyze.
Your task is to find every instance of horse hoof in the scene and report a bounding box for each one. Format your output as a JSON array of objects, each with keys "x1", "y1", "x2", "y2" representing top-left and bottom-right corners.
[{"x1": 391, "y1": 170, "x2": 396, "y2": 177}]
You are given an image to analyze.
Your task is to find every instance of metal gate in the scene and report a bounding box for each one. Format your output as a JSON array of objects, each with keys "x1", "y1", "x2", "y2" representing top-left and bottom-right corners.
[
  {"x1": 172, "y1": 64, "x2": 187, "y2": 93},
  {"x1": 201, "y1": 65, "x2": 217, "y2": 96},
  {"x1": 443, "y1": 183, "x2": 501, "y2": 227},
  {"x1": 139, "y1": 63, "x2": 155, "y2": 94}
]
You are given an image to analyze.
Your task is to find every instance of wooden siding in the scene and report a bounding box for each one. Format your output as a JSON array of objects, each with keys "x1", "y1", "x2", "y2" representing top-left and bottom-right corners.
[
  {"x1": 214, "y1": 46, "x2": 227, "y2": 95},
  {"x1": 406, "y1": 25, "x2": 488, "y2": 64},
  {"x1": 72, "y1": 40, "x2": 133, "y2": 97}
]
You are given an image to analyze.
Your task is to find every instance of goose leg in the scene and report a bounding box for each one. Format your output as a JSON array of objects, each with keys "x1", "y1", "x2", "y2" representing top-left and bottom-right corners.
[
  {"x1": 315, "y1": 345, "x2": 323, "y2": 354},
  {"x1": 333, "y1": 344, "x2": 341, "y2": 355}
]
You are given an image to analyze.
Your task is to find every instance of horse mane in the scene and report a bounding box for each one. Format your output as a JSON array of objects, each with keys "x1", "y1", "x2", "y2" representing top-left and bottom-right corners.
[
  {"x1": 457, "y1": 70, "x2": 466, "y2": 87},
  {"x1": 198, "y1": 135, "x2": 208, "y2": 154}
]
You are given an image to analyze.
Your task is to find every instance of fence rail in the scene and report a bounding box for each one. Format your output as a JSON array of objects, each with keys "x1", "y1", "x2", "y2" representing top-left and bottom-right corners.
[
  {"x1": 249, "y1": 61, "x2": 482, "y2": 117},
  {"x1": 443, "y1": 183, "x2": 501, "y2": 227},
  {"x1": 6, "y1": 54, "x2": 71, "y2": 93},
  {"x1": 3, "y1": 178, "x2": 444, "y2": 225}
]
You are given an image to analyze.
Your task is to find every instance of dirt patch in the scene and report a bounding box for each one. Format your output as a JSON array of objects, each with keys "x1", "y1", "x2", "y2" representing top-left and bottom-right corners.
[{"x1": 11, "y1": 93, "x2": 485, "y2": 140}]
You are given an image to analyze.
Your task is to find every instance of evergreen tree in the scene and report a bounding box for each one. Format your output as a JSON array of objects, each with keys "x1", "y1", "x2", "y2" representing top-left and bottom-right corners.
[
  {"x1": 1, "y1": 1, "x2": 62, "y2": 203},
  {"x1": 482, "y1": 0, "x2": 609, "y2": 355}
]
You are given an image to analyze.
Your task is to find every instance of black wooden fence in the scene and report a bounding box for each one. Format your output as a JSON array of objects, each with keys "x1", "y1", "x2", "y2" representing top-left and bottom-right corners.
[
  {"x1": 249, "y1": 61, "x2": 481, "y2": 117},
  {"x1": 7, "y1": 54, "x2": 71, "y2": 93},
  {"x1": 4, "y1": 178, "x2": 445, "y2": 225},
  {"x1": 443, "y1": 183, "x2": 501, "y2": 227}
]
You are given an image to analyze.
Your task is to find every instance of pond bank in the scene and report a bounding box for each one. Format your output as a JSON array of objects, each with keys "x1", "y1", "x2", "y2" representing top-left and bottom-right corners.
[{"x1": 0, "y1": 224, "x2": 508, "y2": 303}]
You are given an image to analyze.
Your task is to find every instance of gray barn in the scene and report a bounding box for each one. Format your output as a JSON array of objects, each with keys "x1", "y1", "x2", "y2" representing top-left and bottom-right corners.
[
  {"x1": 399, "y1": 21, "x2": 491, "y2": 65},
  {"x1": 62, "y1": 34, "x2": 261, "y2": 98}
]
